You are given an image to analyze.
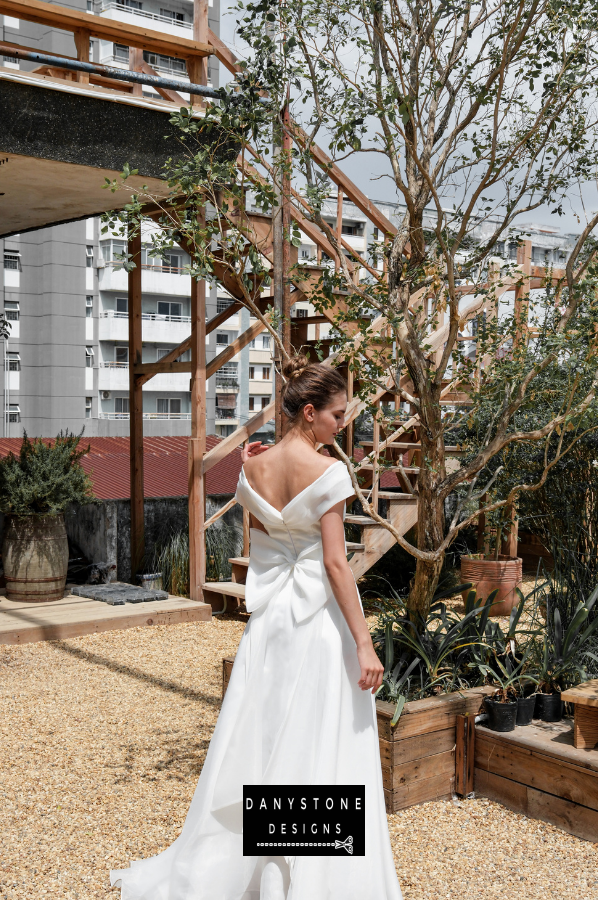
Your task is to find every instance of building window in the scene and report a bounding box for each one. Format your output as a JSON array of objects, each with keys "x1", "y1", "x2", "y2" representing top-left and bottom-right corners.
[
  {"x1": 262, "y1": 366, "x2": 271, "y2": 380},
  {"x1": 86, "y1": 246, "x2": 94, "y2": 268},
  {"x1": 216, "y1": 333, "x2": 229, "y2": 346},
  {"x1": 86, "y1": 296, "x2": 93, "y2": 318},
  {"x1": 87, "y1": 0, "x2": 93, "y2": 10},
  {"x1": 85, "y1": 397, "x2": 92, "y2": 418},
  {"x1": 7, "y1": 352, "x2": 20, "y2": 371},
  {"x1": 7, "y1": 404, "x2": 20, "y2": 423},
  {"x1": 262, "y1": 335, "x2": 271, "y2": 349},
  {"x1": 301, "y1": 249, "x2": 309, "y2": 258},
  {"x1": 341, "y1": 224, "x2": 360, "y2": 235},
  {"x1": 115, "y1": 397, "x2": 130, "y2": 414},
  {"x1": 157, "y1": 398, "x2": 182, "y2": 417},
  {"x1": 116, "y1": 297, "x2": 128, "y2": 314},
  {"x1": 115, "y1": 346, "x2": 129, "y2": 365},
  {"x1": 160, "y1": 7, "x2": 185, "y2": 22},
  {"x1": 160, "y1": 251, "x2": 182, "y2": 273},
  {"x1": 249, "y1": 396, "x2": 255, "y2": 411},
  {"x1": 4, "y1": 301, "x2": 19, "y2": 321},
  {"x1": 508, "y1": 243, "x2": 519, "y2": 260},
  {"x1": 143, "y1": 50, "x2": 186, "y2": 75},
  {"x1": 85, "y1": 346, "x2": 94, "y2": 367},
  {"x1": 217, "y1": 297, "x2": 234, "y2": 314},
  {"x1": 4, "y1": 252, "x2": 21, "y2": 271},
  {"x1": 157, "y1": 300, "x2": 182, "y2": 318},
  {"x1": 249, "y1": 366, "x2": 255, "y2": 379},
  {"x1": 114, "y1": 43, "x2": 130, "y2": 63},
  {"x1": 294, "y1": 308, "x2": 308, "y2": 318}
]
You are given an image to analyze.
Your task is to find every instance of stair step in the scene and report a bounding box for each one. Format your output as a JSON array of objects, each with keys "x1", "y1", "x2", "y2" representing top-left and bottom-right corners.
[
  {"x1": 345, "y1": 515, "x2": 381, "y2": 526},
  {"x1": 376, "y1": 492, "x2": 417, "y2": 501},
  {"x1": 358, "y1": 464, "x2": 419, "y2": 473},
  {"x1": 202, "y1": 581, "x2": 246, "y2": 598},
  {"x1": 360, "y1": 441, "x2": 461, "y2": 453}
]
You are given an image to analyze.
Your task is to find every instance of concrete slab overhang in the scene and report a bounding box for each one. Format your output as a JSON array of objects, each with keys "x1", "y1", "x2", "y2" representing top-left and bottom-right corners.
[{"x1": 0, "y1": 69, "x2": 218, "y2": 237}]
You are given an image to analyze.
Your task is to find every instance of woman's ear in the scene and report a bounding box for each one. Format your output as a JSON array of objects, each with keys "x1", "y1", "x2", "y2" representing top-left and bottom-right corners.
[{"x1": 303, "y1": 403, "x2": 316, "y2": 422}]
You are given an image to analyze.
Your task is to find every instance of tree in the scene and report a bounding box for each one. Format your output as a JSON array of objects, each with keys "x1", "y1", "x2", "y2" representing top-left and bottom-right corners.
[{"x1": 105, "y1": 0, "x2": 598, "y2": 619}]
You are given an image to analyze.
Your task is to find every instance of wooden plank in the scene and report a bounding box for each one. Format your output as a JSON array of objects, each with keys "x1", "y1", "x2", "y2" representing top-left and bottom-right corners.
[
  {"x1": 475, "y1": 720, "x2": 598, "y2": 773},
  {"x1": 562, "y1": 679, "x2": 598, "y2": 707},
  {"x1": 188, "y1": 271, "x2": 207, "y2": 603},
  {"x1": 465, "y1": 714, "x2": 475, "y2": 795},
  {"x1": 475, "y1": 732, "x2": 598, "y2": 812},
  {"x1": 0, "y1": 0, "x2": 212, "y2": 57},
  {"x1": 202, "y1": 402, "x2": 275, "y2": 473},
  {"x1": 382, "y1": 748, "x2": 455, "y2": 792},
  {"x1": 376, "y1": 686, "x2": 495, "y2": 741},
  {"x1": 574, "y1": 705, "x2": 598, "y2": 750},
  {"x1": 384, "y1": 774, "x2": 455, "y2": 813},
  {"x1": 455, "y1": 715, "x2": 465, "y2": 796},
  {"x1": 0, "y1": 597, "x2": 211, "y2": 645},
  {"x1": 128, "y1": 227, "x2": 144, "y2": 580},
  {"x1": 133, "y1": 360, "x2": 193, "y2": 376},
  {"x1": 475, "y1": 769, "x2": 598, "y2": 843},
  {"x1": 378, "y1": 728, "x2": 455, "y2": 768}
]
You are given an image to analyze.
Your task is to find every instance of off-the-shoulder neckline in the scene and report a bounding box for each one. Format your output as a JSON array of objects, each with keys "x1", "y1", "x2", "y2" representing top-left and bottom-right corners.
[{"x1": 240, "y1": 459, "x2": 344, "y2": 516}]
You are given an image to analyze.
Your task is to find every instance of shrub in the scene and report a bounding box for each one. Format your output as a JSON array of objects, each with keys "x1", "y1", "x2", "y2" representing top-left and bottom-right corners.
[{"x1": 0, "y1": 431, "x2": 94, "y2": 515}]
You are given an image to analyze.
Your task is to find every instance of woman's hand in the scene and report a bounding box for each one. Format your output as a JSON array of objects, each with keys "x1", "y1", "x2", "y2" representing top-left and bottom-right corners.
[
  {"x1": 241, "y1": 441, "x2": 270, "y2": 463},
  {"x1": 356, "y1": 642, "x2": 384, "y2": 693}
]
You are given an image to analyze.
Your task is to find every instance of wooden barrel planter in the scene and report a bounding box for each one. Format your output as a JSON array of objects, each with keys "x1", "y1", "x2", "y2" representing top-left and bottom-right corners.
[
  {"x1": 2, "y1": 514, "x2": 69, "y2": 602},
  {"x1": 460, "y1": 555, "x2": 523, "y2": 616}
]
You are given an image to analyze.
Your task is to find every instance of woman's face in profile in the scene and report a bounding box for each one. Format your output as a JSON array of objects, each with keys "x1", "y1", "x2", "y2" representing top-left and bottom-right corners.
[{"x1": 302, "y1": 391, "x2": 348, "y2": 444}]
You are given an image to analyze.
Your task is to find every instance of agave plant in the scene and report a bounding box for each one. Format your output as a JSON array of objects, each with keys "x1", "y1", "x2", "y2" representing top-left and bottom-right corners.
[{"x1": 537, "y1": 585, "x2": 598, "y2": 693}]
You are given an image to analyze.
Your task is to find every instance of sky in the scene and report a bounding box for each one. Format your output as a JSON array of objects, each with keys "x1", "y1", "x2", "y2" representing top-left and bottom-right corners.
[{"x1": 218, "y1": 0, "x2": 598, "y2": 236}]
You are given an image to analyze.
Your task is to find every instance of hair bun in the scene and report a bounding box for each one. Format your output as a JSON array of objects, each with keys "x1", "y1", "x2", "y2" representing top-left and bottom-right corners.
[{"x1": 282, "y1": 354, "x2": 309, "y2": 381}]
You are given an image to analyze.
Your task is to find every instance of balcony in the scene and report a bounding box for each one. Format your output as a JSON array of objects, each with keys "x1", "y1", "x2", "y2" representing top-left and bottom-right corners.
[
  {"x1": 215, "y1": 408, "x2": 238, "y2": 420},
  {"x1": 99, "y1": 310, "x2": 191, "y2": 344},
  {"x1": 98, "y1": 412, "x2": 191, "y2": 420},
  {"x1": 98, "y1": 3, "x2": 193, "y2": 39},
  {"x1": 98, "y1": 263, "x2": 191, "y2": 297},
  {"x1": 98, "y1": 362, "x2": 191, "y2": 392},
  {"x1": 215, "y1": 378, "x2": 240, "y2": 392}
]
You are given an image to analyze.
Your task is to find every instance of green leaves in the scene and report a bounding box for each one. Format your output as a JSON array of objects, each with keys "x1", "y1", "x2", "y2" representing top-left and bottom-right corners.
[{"x1": 0, "y1": 431, "x2": 95, "y2": 516}]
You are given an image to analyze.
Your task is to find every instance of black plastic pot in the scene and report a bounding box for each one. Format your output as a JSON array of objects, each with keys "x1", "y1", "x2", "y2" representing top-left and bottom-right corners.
[
  {"x1": 483, "y1": 697, "x2": 518, "y2": 732},
  {"x1": 534, "y1": 691, "x2": 562, "y2": 722},
  {"x1": 516, "y1": 693, "x2": 537, "y2": 726}
]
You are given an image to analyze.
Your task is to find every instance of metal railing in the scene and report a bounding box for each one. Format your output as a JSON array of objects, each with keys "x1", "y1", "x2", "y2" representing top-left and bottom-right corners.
[
  {"x1": 100, "y1": 310, "x2": 192, "y2": 324},
  {"x1": 99, "y1": 2, "x2": 192, "y2": 31},
  {"x1": 98, "y1": 412, "x2": 192, "y2": 420},
  {"x1": 215, "y1": 408, "x2": 238, "y2": 419}
]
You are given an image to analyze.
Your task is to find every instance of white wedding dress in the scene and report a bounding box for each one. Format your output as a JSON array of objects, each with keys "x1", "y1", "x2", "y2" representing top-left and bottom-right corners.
[{"x1": 111, "y1": 460, "x2": 402, "y2": 900}]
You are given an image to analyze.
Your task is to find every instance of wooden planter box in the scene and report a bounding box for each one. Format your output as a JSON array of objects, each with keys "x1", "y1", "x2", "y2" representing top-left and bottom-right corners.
[
  {"x1": 222, "y1": 656, "x2": 494, "y2": 813},
  {"x1": 474, "y1": 719, "x2": 598, "y2": 843}
]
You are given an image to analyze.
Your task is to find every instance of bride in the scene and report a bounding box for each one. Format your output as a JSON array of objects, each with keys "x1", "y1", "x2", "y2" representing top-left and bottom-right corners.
[{"x1": 111, "y1": 355, "x2": 403, "y2": 900}]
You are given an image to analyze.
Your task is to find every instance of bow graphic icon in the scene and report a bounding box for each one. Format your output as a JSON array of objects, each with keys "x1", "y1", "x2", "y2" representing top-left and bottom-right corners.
[{"x1": 334, "y1": 836, "x2": 353, "y2": 854}]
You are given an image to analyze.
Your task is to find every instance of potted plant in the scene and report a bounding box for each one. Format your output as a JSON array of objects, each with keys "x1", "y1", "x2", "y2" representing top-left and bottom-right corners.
[
  {"x1": 461, "y1": 506, "x2": 522, "y2": 616},
  {"x1": 0, "y1": 432, "x2": 94, "y2": 602},
  {"x1": 479, "y1": 643, "x2": 539, "y2": 731},
  {"x1": 535, "y1": 588, "x2": 598, "y2": 721}
]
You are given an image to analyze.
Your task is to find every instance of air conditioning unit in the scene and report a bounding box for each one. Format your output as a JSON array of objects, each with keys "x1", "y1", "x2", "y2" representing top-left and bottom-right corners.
[{"x1": 102, "y1": 391, "x2": 111, "y2": 400}]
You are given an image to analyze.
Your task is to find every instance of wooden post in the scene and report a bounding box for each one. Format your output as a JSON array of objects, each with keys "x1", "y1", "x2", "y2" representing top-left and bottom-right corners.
[
  {"x1": 372, "y1": 400, "x2": 380, "y2": 514},
  {"x1": 129, "y1": 46, "x2": 143, "y2": 97},
  {"x1": 336, "y1": 189, "x2": 343, "y2": 271},
  {"x1": 455, "y1": 713, "x2": 476, "y2": 797},
  {"x1": 189, "y1": 0, "x2": 209, "y2": 107},
  {"x1": 73, "y1": 29, "x2": 90, "y2": 84},
  {"x1": 345, "y1": 365, "x2": 354, "y2": 458},
  {"x1": 514, "y1": 240, "x2": 532, "y2": 350},
  {"x1": 128, "y1": 226, "x2": 145, "y2": 581},
  {"x1": 189, "y1": 271, "x2": 207, "y2": 602}
]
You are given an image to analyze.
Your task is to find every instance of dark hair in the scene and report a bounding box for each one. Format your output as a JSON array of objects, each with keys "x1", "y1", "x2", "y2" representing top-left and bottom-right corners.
[{"x1": 281, "y1": 355, "x2": 347, "y2": 423}]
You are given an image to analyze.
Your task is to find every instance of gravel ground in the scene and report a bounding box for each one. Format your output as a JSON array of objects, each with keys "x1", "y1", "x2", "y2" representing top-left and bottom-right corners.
[{"x1": 1, "y1": 616, "x2": 597, "y2": 900}]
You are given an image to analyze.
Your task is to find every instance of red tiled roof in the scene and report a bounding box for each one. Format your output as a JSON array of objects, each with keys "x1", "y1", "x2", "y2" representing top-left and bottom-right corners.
[
  {"x1": 353, "y1": 446, "x2": 401, "y2": 488},
  {"x1": 0, "y1": 435, "x2": 242, "y2": 500}
]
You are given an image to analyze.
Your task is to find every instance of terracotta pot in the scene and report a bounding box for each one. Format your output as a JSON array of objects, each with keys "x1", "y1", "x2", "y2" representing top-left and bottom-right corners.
[
  {"x1": 2, "y1": 514, "x2": 69, "y2": 602},
  {"x1": 460, "y1": 555, "x2": 523, "y2": 616}
]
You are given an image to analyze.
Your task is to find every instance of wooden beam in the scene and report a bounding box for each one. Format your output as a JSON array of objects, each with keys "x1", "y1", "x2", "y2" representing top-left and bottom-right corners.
[
  {"x1": 0, "y1": 0, "x2": 212, "y2": 58},
  {"x1": 128, "y1": 228, "x2": 145, "y2": 581},
  {"x1": 203, "y1": 401, "x2": 275, "y2": 474},
  {"x1": 73, "y1": 27, "x2": 89, "y2": 85},
  {"x1": 129, "y1": 46, "x2": 143, "y2": 98},
  {"x1": 138, "y1": 60, "x2": 184, "y2": 103},
  {"x1": 190, "y1": 0, "x2": 209, "y2": 106},
  {"x1": 206, "y1": 318, "x2": 267, "y2": 380},
  {"x1": 189, "y1": 270, "x2": 207, "y2": 603},
  {"x1": 133, "y1": 360, "x2": 193, "y2": 377}
]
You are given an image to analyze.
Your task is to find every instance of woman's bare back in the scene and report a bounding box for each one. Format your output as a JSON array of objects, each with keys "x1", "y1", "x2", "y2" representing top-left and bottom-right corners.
[{"x1": 242, "y1": 441, "x2": 337, "y2": 513}]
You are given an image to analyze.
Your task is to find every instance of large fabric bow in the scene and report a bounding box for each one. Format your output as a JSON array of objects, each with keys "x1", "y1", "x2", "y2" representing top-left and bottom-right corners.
[{"x1": 245, "y1": 529, "x2": 332, "y2": 623}]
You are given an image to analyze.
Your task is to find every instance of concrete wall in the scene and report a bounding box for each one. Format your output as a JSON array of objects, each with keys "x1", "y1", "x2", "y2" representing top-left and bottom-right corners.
[{"x1": 65, "y1": 493, "x2": 241, "y2": 583}]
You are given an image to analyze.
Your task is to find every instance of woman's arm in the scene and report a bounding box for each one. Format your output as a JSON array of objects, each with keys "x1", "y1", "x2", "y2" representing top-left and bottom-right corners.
[{"x1": 321, "y1": 501, "x2": 383, "y2": 693}]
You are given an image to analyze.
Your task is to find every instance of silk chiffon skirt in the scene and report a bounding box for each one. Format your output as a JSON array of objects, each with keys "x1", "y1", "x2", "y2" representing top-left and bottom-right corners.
[{"x1": 110, "y1": 584, "x2": 402, "y2": 900}]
